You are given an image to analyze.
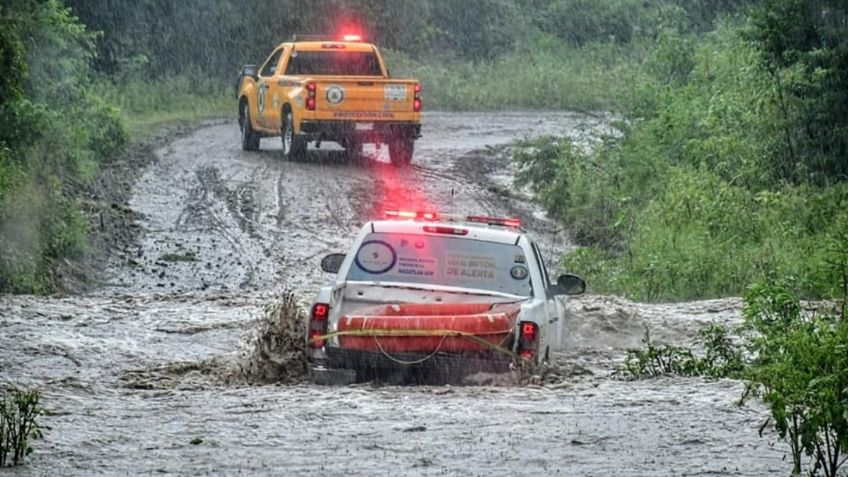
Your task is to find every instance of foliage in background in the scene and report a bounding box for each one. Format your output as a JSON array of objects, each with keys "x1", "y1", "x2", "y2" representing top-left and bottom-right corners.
[
  {"x1": 512, "y1": 1, "x2": 848, "y2": 301},
  {"x1": 0, "y1": 0, "x2": 127, "y2": 293},
  {"x1": 0, "y1": 389, "x2": 43, "y2": 467},
  {"x1": 60, "y1": 0, "x2": 757, "y2": 121}
]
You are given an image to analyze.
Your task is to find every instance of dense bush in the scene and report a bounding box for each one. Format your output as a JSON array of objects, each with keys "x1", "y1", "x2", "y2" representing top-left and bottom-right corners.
[
  {"x1": 0, "y1": 0, "x2": 127, "y2": 293},
  {"x1": 743, "y1": 278, "x2": 848, "y2": 477},
  {"x1": 512, "y1": 4, "x2": 848, "y2": 301}
]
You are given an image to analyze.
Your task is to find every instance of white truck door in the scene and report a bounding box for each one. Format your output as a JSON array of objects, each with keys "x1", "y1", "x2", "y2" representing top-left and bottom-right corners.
[{"x1": 530, "y1": 241, "x2": 563, "y2": 353}]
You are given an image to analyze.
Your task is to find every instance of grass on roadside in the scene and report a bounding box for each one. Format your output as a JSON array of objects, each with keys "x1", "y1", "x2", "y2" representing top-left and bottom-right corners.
[{"x1": 99, "y1": 73, "x2": 232, "y2": 141}]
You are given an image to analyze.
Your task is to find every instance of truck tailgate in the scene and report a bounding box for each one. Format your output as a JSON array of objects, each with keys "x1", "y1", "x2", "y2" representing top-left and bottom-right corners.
[{"x1": 314, "y1": 78, "x2": 417, "y2": 116}]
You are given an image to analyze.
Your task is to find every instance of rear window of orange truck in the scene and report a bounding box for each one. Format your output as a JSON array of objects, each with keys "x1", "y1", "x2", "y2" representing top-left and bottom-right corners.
[{"x1": 286, "y1": 51, "x2": 382, "y2": 76}]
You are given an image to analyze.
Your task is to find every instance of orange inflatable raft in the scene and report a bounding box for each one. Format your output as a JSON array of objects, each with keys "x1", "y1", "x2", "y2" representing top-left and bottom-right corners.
[{"x1": 337, "y1": 302, "x2": 521, "y2": 354}]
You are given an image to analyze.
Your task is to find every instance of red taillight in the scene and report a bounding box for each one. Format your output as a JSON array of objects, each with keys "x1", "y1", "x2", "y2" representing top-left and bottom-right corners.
[
  {"x1": 312, "y1": 303, "x2": 328, "y2": 320},
  {"x1": 522, "y1": 322, "x2": 537, "y2": 341},
  {"x1": 309, "y1": 329, "x2": 325, "y2": 348},
  {"x1": 306, "y1": 82, "x2": 316, "y2": 111},
  {"x1": 309, "y1": 303, "x2": 330, "y2": 348},
  {"x1": 517, "y1": 321, "x2": 539, "y2": 362},
  {"x1": 413, "y1": 83, "x2": 422, "y2": 112}
]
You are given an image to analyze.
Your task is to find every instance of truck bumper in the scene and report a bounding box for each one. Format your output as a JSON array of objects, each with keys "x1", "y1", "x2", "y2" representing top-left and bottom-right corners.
[
  {"x1": 299, "y1": 120, "x2": 421, "y2": 143},
  {"x1": 311, "y1": 346, "x2": 513, "y2": 385}
]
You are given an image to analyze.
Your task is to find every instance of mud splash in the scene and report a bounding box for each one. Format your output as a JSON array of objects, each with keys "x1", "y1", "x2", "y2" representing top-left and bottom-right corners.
[
  {"x1": 233, "y1": 291, "x2": 308, "y2": 384},
  {"x1": 117, "y1": 291, "x2": 309, "y2": 390}
]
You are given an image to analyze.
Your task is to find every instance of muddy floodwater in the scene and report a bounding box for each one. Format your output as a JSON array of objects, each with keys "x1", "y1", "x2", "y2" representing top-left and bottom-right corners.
[{"x1": 1, "y1": 112, "x2": 783, "y2": 475}]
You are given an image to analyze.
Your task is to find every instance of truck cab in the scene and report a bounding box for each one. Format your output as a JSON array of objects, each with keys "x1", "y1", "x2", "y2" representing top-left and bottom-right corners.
[
  {"x1": 237, "y1": 35, "x2": 422, "y2": 165},
  {"x1": 306, "y1": 211, "x2": 586, "y2": 384}
]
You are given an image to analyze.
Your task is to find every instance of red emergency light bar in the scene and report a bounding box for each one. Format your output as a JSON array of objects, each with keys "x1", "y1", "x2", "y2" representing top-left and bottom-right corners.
[
  {"x1": 467, "y1": 215, "x2": 521, "y2": 228},
  {"x1": 382, "y1": 210, "x2": 521, "y2": 229},
  {"x1": 342, "y1": 34, "x2": 363, "y2": 42},
  {"x1": 384, "y1": 210, "x2": 439, "y2": 221}
]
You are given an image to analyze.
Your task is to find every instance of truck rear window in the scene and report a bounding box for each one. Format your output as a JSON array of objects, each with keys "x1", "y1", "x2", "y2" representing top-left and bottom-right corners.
[
  {"x1": 285, "y1": 51, "x2": 382, "y2": 76},
  {"x1": 346, "y1": 233, "x2": 533, "y2": 297}
]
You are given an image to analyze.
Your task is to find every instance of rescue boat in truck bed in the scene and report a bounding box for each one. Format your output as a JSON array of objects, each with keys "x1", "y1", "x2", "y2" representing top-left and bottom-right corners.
[{"x1": 336, "y1": 302, "x2": 522, "y2": 354}]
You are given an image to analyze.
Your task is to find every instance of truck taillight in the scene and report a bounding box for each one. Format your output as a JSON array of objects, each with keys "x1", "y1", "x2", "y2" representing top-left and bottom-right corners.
[
  {"x1": 521, "y1": 322, "x2": 537, "y2": 341},
  {"x1": 312, "y1": 303, "x2": 328, "y2": 320},
  {"x1": 309, "y1": 303, "x2": 329, "y2": 348},
  {"x1": 306, "y1": 82, "x2": 316, "y2": 111},
  {"x1": 517, "y1": 321, "x2": 539, "y2": 361},
  {"x1": 413, "y1": 83, "x2": 422, "y2": 112}
]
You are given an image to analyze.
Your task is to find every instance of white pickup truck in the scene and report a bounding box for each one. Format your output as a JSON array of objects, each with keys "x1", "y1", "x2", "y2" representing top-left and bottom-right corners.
[{"x1": 306, "y1": 211, "x2": 586, "y2": 384}]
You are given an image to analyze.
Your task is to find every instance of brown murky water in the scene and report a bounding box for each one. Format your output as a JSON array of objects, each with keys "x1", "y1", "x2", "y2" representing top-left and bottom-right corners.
[{"x1": 0, "y1": 112, "x2": 783, "y2": 475}]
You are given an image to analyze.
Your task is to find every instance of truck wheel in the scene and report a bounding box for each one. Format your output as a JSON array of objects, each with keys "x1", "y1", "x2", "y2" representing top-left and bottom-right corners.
[
  {"x1": 240, "y1": 102, "x2": 260, "y2": 151},
  {"x1": 281, "y1": 110, "x2": 306, "y2": 160},
  {"x1": 388, "y1": 136, "x2": 414, "y2": 166}
]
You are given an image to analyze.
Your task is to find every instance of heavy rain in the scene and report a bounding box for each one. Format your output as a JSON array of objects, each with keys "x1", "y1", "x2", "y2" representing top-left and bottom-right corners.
[{"x1": 1, "y1": 1, "x2": 847, "y2": 476}]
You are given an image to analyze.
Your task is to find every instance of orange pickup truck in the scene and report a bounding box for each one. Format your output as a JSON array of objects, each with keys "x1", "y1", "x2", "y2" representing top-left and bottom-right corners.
[{"x1": 236, "y1": 35, "x2": 422, "y2": 165}]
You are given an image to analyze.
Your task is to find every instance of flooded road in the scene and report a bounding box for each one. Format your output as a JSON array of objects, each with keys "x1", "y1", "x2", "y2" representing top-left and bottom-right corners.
[{"x1": 0, "y1": 112, "x2": 782, "y2": 475}]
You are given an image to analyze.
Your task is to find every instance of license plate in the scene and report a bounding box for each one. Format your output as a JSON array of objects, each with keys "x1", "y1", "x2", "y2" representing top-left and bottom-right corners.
[
  {"x1": 384, "y1": 84, "x2": 407, "y2": 101},
  {"x1": 355, "y1": 122, "x2": 373, "y2": 131}
]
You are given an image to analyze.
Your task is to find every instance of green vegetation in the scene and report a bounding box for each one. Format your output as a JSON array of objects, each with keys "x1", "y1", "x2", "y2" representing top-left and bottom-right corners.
[
  {"x1": 0, "y1": 0, "x2": 127, "y2": 293},
  {"x1": 0, "y1": 388, "x2": 43, "y2": 466},
  {"x1": 616, "y1": 324, "x2": 744, "y2": 380},
  {"x1": 512, "y1": 0, "x2": 848, "y2": 302},
  {"x1": 98, "y1": 72, "x2": 231, "y2": 139},
  {"x1": 742, "y1": 280, "x2": 848, "y2": 477}
]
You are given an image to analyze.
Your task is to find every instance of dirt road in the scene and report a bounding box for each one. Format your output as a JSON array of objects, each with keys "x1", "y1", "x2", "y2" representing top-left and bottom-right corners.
[{"x1": 1, "y1": 112, "x2": 783, "y2": 475}]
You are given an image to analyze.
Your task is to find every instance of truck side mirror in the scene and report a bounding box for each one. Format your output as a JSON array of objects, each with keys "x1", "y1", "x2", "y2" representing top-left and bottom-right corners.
[
  {"x1": 551, "y1": 273, "x2": 586, "y2": 296},
  {"x1": 320, "y1": 253, "x2": 346, "y2": 273},
  {"x1": 242, "y1": 65, "x2": 258, "y2": 79}
]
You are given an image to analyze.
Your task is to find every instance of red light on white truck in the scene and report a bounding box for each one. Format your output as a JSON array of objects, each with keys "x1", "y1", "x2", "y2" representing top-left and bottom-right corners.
[
  {"x1": 309, "y1": 303, "x2": 329, "y2": 348},
  {"x1": 383, "y1": 210, "x2": 521, "y2": 229},
  {"x1": 384, "y1": 210, "x2": 439, "y2": 221},
  {"x1": 517, "y1": 321, "x2": 539, "y2": 361},
  {"x1": 467, "y1": 215, "x2": 521, "y2": 228}
]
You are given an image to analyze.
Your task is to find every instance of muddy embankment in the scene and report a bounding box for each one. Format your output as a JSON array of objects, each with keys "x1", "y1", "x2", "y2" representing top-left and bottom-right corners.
[{"x1": 0, "y1": 112, "x2": 783, "y2": 476}]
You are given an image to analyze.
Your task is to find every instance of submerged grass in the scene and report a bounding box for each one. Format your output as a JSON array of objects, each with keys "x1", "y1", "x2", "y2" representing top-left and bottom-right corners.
[{"x1": 615, "y1": 324, "x2": 745, "y2": 380}]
